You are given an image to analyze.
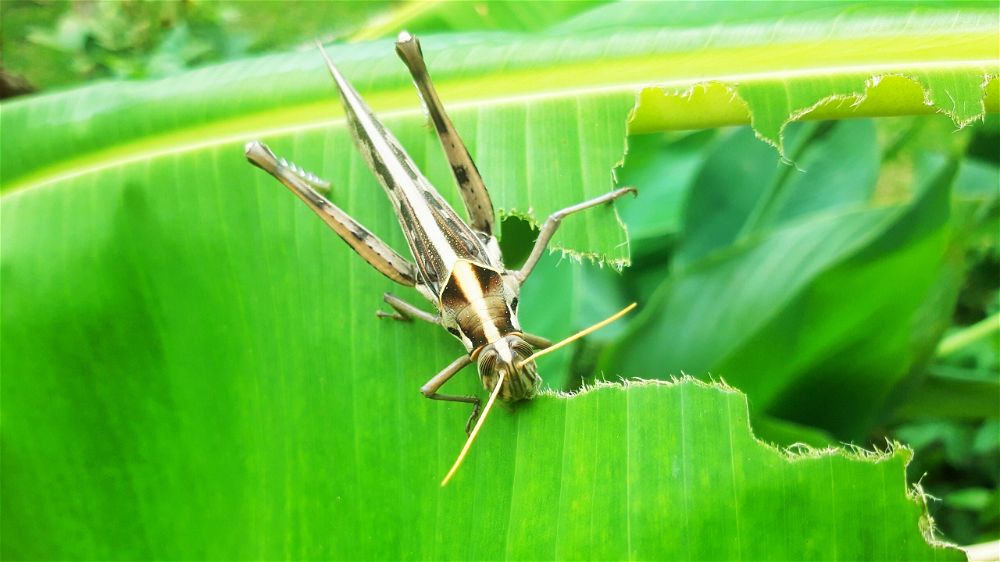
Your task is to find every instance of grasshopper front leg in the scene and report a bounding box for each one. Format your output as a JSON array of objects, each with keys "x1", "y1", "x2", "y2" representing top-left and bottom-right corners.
[
  {"x1": 521, "y1": 332, "x2": 553, "y2": 349},
  {"x1": 246, "y1": 141, "x2": 420, "y2": 287},
  {"x1": 421, "y1": 355, "x2": 481, "y2": 434},
  {"x1": 514, "y1": 187, "x2": 638, "y2": 283},
  {"x1": 377, "y1": 292, "x2": 439, "y2": 324}
]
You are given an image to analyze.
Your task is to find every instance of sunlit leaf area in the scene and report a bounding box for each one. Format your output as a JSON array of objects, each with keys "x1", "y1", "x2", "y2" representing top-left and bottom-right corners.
[{"x1": 2, "y1": 1, "x2": 997, "y2": 560}]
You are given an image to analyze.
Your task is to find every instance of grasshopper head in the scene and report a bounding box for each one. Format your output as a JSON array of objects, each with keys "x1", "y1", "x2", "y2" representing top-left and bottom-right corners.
[{"x1": 476, "y1": 335, "x2": 541, "y2": 401}]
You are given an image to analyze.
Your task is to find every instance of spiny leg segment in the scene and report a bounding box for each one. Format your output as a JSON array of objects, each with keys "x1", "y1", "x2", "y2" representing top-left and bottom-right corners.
[{"x1": 245, "y1": 141, "x2": 419, "y2": 287}]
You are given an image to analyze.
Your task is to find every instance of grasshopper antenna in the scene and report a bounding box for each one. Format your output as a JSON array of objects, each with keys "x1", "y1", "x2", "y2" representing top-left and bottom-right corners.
[
  {"x1": 442, "y1": 303, "x2": 637, "y2": 485},
  {"x1": 518, "y1": 303, "x2": 637, "y2": 368},
  {"x1": 441, "y1": 370, "x2": 506, "y2": 486}
]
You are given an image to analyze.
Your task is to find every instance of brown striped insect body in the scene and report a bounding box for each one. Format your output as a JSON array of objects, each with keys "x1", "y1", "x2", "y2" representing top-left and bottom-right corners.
[{"x1": 246, "y1": 32, "x2": 636, "y2": 482}]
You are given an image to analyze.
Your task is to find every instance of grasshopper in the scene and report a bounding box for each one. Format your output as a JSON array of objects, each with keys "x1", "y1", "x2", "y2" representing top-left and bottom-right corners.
[{"x1": 246, "y1": 33, "x2": 635, "y2": 480}]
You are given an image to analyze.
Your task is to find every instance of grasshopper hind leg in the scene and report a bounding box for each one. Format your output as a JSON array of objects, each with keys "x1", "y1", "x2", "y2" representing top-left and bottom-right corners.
[
  {"x1": 395, "y1": 32, "x2": 496, "y2": 237},
  {"x1": 246, "y1": 141, "x2": 420, "y2": 287},
  {"x1": 282, "y1": 155, "x2": 332, "y2": 195}
]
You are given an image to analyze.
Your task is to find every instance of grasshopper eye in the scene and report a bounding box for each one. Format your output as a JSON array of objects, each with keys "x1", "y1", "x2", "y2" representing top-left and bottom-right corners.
[
  {"x1": 510, "y1": 297, "x2": 519, "y2": 311},
  {"x1": 477, "y1": 349, "x2": 498, "y2": 379}
]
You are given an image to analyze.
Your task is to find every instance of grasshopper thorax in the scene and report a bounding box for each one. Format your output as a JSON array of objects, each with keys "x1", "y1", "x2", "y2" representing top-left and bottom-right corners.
[
  {"x1": 437, "y1": 260, "x2": 539, "y2": 400},
  {"x1": 475, "y1": 334, "x2": 541, "y2": 401}
]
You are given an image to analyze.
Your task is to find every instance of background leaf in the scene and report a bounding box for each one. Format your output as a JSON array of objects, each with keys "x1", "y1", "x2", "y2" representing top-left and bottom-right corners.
[{"x1": 600, "y1": 117, "x2": 963, "y2": 439}]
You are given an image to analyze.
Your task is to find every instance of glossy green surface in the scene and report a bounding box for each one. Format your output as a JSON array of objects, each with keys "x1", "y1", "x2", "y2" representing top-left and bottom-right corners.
[{"x1": 3, "y1": 1, "x2": 994, "y2": 559}]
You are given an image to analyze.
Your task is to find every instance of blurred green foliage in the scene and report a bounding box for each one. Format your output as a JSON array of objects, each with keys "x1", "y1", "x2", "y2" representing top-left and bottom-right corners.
[
  {"x1": 1, "y1": 0, "x2": 997, "y2": 550},
  {"x1": 600, "y1": 117, "x2": 999, "y2": 545},
  {"x1": 0, "y1": 0, "x2": 605, "y2": 94},
  {"x1": 1, "y1": 0, "x2": 393, "y2": 92},
  {"x1": 515, "y1": 111, "x2": 998, "y2": 547}
]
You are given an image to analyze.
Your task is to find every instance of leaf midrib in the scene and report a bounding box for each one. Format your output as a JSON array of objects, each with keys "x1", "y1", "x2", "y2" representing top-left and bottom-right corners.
[{"x1": 4, "y1": 31, "x2": 996, "y2": 196}]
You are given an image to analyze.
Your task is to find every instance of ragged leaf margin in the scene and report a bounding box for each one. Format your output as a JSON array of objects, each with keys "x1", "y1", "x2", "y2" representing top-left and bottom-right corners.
[{"x1": 544, "y1": 375, "x2": 963, "y2": 556}]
